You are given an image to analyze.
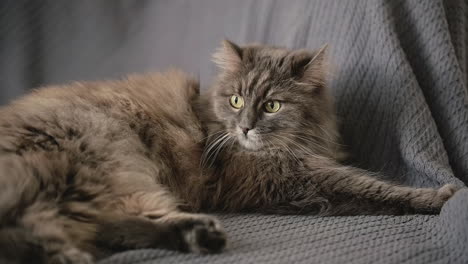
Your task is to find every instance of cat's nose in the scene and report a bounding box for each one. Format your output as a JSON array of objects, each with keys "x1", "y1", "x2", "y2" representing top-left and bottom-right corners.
[{"x1": 241, "y1": 127, "x2": 250, "y2": 135}]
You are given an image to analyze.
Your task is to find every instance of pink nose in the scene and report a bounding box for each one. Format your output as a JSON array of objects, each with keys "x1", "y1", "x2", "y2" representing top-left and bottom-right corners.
[{"x1": 241, "y1": 127, "x2": 250, "y2": 135}]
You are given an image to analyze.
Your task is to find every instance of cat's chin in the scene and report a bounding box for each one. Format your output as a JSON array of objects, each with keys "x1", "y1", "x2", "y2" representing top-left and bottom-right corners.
[{"x1": 237, "y1": 136, "x2": 262, "y2": 151}]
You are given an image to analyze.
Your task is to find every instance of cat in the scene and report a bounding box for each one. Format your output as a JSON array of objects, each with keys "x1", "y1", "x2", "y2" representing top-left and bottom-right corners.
[
  {"x1": 0, "y1": 71, "x2": 225, "y2": 264},
  {"x1": 0, "y1": 40, "x2": 459, "y2": 264},
  {"x1": 193, "y1": 40, "x2": 459, "y2": 216}
]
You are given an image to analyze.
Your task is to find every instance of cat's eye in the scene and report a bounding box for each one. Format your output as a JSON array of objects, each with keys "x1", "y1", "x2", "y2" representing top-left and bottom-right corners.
[
  {"x1": 264, "y1": 100, "x2": 281, "y2": 113},
  {"x1": 230, "y1": 95, "x2": 244, "y2": 109}
]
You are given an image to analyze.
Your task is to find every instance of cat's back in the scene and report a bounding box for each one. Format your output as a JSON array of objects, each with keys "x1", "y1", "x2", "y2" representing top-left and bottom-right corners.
[
  {"x1": 0, "y1": 69, "x2": 199, "y2": 122},
  {"x1": 0, "y1": 70, "x2": 203, "y2": 155}
]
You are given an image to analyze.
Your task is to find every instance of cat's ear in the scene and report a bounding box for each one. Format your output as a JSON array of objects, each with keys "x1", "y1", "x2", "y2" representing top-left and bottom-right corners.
[
  {"x1": 213, "y1": 39, "x2": 243, "y2": 72},
  {"x1": 291, "y1": 44, "x2": 328, "y2": 87}
]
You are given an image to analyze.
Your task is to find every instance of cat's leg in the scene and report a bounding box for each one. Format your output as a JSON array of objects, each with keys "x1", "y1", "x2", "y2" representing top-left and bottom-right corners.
[
  {"x1": 99, "y1": 187, "x2": 227, "y2": 254},
  {"x1": 95, "y1": 212, "x2": 226, "y2": 254},
  {"x1": 18, "y1": 202, "x2": 94, "y2": 264},
  {"x1": 216, "y1": 154, "x2": 458, "y2": 215},
  {"x1": 153, "y1": 211, "x2": 226, "y2": 253},
  {"x1": 0, "y1": 153, "x2": 94, "y2": 264},
  {"x1": 298, "y1": 157, "x2": 460, "y2": 215}
]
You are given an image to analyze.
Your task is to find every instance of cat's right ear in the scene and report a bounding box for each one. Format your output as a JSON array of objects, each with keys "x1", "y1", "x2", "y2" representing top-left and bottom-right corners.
[
  {"x1": 213, "y1": 39, "x2": 243, "y2": 72},
  {"x1": 291, "y1": 44, "x2": 329, "y2": 89}
]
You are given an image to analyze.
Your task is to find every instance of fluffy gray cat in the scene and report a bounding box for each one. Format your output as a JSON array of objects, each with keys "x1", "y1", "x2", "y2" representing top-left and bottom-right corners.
[{"x1": 0, "y1": 40, "x2": 460, "y2": 264}]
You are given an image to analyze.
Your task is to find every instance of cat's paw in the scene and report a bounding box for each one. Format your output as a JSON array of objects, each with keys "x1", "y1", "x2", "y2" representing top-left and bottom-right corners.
[
  {"x1": 436, "y1": 184, "x2": 460, "y2": 202},
  {"x1": 49, "y1": 247, "x2": 94, "y2": 264},
  {"x1": 173, "y1": 214, "x2": 227, "y2": 254}
]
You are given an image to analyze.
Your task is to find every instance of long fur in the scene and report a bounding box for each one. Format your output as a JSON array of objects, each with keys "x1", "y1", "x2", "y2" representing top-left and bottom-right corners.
[
  {"x1": 195, "y1": 40, "x2": 459, "y2": 214},
  {"x1": 0, "y1": 70, "x2": 225, "y2": 263},
  {"x1": 0, "y1": 42, "x2": 460, "y2": 264}
]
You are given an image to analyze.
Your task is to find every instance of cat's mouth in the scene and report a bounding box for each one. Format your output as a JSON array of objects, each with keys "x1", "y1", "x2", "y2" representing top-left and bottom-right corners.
[{"x1": 236, "y1": 128, "x2": 262, "y2": 150}]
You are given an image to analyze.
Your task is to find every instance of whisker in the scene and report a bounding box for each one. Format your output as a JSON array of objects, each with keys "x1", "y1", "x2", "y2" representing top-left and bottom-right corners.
[
  {"x1": 227, "y1": 136, "x2": 236, "y2": 154},
  {"x1": 197, "y1": 130, "x2": 225, "y2": 143},
  {"x1": 291, "y1": 135, "x2": 330, "y2": 151},
  {"x1": 275, "y1": 134, "x2": 325, "y2": 160},
  {"x1": 291, "y1": 130, "x2": 345, "y2": 146},
  {"x1": 200, "y1": 132, "x2": 229, "y2": 168},
  {"x1": 288, "y1": 139, "x2": 324, "y2": 159},
  {"x1": 269, "y1": 135, "x2": 300, "y2": 163},
  {"x1": 207, "y1": 134, "x2": 232, "y2": 167},
  {"x1": 205, "y1": 133, "x2": 229, "y2": 158}
]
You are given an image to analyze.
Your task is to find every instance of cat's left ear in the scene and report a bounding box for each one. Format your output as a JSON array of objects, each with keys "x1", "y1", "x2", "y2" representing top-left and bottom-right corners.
[
  {"x1": 212, "y1": 39, "x2": 243, "y2": 73},
  {"x1": 291, "y1": 44, "x2": 329, "y2": 88}
]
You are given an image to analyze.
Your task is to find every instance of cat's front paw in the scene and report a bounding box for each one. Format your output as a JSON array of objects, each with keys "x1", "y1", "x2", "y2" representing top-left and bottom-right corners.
[
  {"x1": 436, "y1": 184, "x2": 460, "y2": 203},
  {"x1": 49, "y1": 247, "x2": 94, "y2": 264},
  {"x1": 174, "y1": 215, "x2": 227, "y2": 254}
]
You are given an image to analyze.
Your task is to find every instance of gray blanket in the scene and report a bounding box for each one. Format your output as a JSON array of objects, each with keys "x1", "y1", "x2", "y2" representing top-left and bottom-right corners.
[{"x1": 1, "y1": 0, "x2": 467, "y2": 263}]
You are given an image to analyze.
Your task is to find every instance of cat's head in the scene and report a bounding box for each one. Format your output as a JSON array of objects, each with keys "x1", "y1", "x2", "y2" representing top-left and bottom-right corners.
[{"x1": 205, "y1": 40, "x2": 338, "y2": 157}]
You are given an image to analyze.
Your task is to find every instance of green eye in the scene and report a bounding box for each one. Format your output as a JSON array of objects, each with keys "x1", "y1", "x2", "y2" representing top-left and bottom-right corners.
[
  {"x1": 230, "y1": 95, "x2": 244, "y2": 109},
  {"x1": 264, "y1": 100, "x2": 281, "y2": 113}
]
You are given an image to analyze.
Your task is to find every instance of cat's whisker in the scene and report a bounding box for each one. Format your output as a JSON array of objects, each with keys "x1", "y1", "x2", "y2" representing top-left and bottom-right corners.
[
  {"x1": 201, "y1": 132, "x2": 229, "y2": 168},
  {"x1": 300, "y1": 122, "x2": 334, "y2": 139},
  {"x1": 228, "y1": 136, "x2": 236, "y2": 153},
  {"x1": 258, "y1": 136, "x2": 265, "y2": 150},
  {"x1": 207, "y1": 134, "x2": 232, "y2": 168},
  {"x1": 278, "y1": 135, "x2": 325, "y2": 160},
  {"x1": 291, "y1": 135, "x2": 331, "y2": 152},
  {"x1": 264, "y1": 138, "x2": 276, "y2": 154},
  {"x1": 202, "y1": 132, "x2": 232, "y2": 168},
  {"x1": 201, "y1": 133, "x2": 226, "y2": 160},
  {"x1": 285, "y1": 133, "x2": 328, "y2": 148},
  {"x1": 202, "y1": 139, "x2": 226, "y2": 168},
  {"x1": 274, "y1": 131, "x2": 330, "y2": 155},
  {"x1": 275, "y1": 135, "x2": 304, "y2": 158},
  {"x1": 291, "y1": 142, "x2": 324, "y2": 159},
  {"x1": 269, "y1": 135, "x2": 301, "y2": 164},
  {"x1": 315, "y1": 124, "x2": 334, "y2": 138},
  {"x1": 292, "y1": 130, "x2": 345, "y2": 147},
  {"x1": 309, "y1": 124, "x2": 344, "y2": 146},
  {"x1": 197, "y1": 130, "x2": 225, "y2": 143}
]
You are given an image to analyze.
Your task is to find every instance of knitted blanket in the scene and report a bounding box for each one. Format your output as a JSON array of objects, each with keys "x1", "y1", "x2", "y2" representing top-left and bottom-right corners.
[{"x1": 1, "y1": 0, "x2": 467, "y2": 263}]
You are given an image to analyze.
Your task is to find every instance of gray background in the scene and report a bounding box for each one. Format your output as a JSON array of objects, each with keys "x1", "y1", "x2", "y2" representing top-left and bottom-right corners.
[{"x1": 1, "y1": 1, "x2": 467, "y2": 263}]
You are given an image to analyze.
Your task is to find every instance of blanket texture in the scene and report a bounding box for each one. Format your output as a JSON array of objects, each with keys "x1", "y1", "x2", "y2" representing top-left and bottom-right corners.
[{"x1": 1, "y1": 0, "x2": 467, "y2": 263}]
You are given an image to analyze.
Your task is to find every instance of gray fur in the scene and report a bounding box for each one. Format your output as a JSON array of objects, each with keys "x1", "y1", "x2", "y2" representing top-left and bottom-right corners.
[
  {"x1": 0, "y1": 42, "x2": 460, "y2": 264},
  {"x1": 0, "y1": 71, "x2": 226, "y2": 264},
  {"x1": 195, "y1": 40, "x2": 459, "y2": 215}
]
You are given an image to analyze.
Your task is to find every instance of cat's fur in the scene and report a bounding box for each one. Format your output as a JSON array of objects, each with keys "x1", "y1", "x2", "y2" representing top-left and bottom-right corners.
[
  {"x1": 0, "y1": 71, "x2": 225, "y2": 264},
  {"x1": 0, "y1": 41, "x2": 460, "y2": 264},
  {"x1": 193, "y1": 41, "x2": 458, "y2": 216}
]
